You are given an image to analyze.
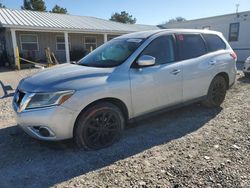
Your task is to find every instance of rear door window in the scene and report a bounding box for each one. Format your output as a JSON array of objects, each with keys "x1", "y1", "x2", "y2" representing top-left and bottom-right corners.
[
  {"x1": 203, "y1": 34, "x2": 226, "y2": 52},
  {"x1": 176, "y1": 34, "x2": 206, "y2": 61},
  {"x1": 140, "y1": 35, "x2": 175, "y2": 65}
]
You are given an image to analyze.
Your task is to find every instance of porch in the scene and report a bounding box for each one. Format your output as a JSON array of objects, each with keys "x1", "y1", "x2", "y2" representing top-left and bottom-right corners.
[{"x1": 9, "y1": 29, "x2": 121, "y2": 67}]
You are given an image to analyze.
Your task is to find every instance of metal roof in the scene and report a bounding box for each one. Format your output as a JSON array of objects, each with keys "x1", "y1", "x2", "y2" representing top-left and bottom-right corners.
[{"x1": 0, "y1": 8, "x2": 159, "y2": 33}]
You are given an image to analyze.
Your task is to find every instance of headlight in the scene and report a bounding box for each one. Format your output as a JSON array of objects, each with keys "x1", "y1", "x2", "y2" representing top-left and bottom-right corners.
[{"x1": 25, "y1": 90, "x2": 74, "y2": 110}]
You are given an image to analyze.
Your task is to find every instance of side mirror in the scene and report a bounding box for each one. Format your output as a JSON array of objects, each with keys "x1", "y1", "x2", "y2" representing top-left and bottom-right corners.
[{"x1": 137, "y1": 55, "x2": 156, "y2": 67}]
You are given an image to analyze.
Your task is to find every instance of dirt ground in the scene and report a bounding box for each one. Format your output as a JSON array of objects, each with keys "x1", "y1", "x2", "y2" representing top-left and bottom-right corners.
[{"x1": 0, "y1": 66, "x2": 249, "y2": 188}]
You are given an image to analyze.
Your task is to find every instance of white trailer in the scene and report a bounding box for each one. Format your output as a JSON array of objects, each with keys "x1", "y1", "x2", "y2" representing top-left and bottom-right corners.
[{"x1": 161, "y1": 11, "x2": 250, "y2": 61}]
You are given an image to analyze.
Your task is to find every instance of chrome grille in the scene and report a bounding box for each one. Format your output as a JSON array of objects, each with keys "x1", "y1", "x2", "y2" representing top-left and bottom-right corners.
[
  {"x1": 13, "y1": 90, "x2": 35, "y2": 112},
  {"x1": 13, "y1": 89, "x2": 26, "y2": 109}
]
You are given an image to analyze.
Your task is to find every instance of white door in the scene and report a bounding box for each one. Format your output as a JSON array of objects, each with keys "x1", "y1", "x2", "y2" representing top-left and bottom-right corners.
[
  {"x1": 175, "y1": 34, "x2": 217, "y2": 101},
  {"x1": 129, "y1": 35, "x2": 183, "y2": 117}
]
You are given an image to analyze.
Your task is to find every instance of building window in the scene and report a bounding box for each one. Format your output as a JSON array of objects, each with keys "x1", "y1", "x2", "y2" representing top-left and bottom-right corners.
[
  {"x1": 229, "y1": 23, "x2": 240, "y2": 42},
  {"x1": 108, "y1": 36, "x2": 115, "y2": 41},
  {"x1": 56, "y1": 35, "x2": 71, "y2": 51},
  {"x1": 20, "y1": 34, "x2": 39, "y2": 51},
  {"x1": 202, "y1": 26, "x2": 210, "y2": 30},
  {"x1": 84, "y1": 36, "x2": 97, "y2": 52},
  {"x1": 108, "y1": 35, "x2": 119, "y2": 41}
]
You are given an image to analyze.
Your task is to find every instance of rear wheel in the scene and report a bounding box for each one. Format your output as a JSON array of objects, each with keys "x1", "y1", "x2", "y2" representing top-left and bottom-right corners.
[
  {"x1": 202, "y1": 76, "x2": 227, "y2": 107},
  {"x1": 74, "y1": 102, "x2": 125, "y2": 150}
]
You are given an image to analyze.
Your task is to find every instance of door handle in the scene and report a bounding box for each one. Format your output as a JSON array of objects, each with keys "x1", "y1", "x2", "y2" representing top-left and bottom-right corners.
[
  {"x1": 171, "y1": 69, "x2": 181, "y2": 75},
  {"x1": 209, "y1": 60, "x2": 216, "y2": 65}
]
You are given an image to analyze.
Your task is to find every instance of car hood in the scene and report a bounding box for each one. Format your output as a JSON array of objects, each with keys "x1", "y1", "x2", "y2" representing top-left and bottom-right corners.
[{"x1": 19, "y1": 63, "x2": 115, "y2": 92}]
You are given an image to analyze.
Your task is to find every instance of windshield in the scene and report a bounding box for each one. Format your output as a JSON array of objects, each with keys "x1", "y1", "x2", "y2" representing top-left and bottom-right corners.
[{"x1": 77, "y1": 38, "x2": 144, "y2": 67}]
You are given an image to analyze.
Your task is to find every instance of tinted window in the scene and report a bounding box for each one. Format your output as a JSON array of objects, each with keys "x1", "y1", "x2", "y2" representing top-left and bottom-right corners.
[
  {"x1": 176, "y1": 34, "x2": 206, "y2": 61},
  {"x1": 229, "y1": 23, "x2": 240, "y2": 42},
  {"x1": 203, "y1": 34, "x2": 226, "y2": 52},
  {"x1": 140, "y1": 35, "x2": 175, "y2": 65}
]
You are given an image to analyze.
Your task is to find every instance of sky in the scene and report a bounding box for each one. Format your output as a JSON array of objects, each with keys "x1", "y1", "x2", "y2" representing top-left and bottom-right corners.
[{"x1": 1, "y1": 0, "x2": 249, "y2": 25}]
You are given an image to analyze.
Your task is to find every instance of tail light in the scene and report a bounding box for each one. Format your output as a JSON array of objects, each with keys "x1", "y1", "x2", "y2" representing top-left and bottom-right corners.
[{"x1": 230, "y1": 51, "x2": 237, "y2": 60}]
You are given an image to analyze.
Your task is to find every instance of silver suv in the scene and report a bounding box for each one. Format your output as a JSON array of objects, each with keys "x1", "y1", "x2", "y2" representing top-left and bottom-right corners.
[{"x1": 13, "y1": 29, "x2": 237, "y2": 150}]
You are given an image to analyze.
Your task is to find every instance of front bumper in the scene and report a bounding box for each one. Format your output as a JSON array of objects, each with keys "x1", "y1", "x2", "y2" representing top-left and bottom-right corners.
[{"x1": 13, "y1": 105, "x2": 77, "y2": 141}]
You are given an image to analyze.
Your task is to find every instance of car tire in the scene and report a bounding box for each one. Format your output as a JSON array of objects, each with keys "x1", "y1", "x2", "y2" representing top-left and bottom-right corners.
[
  {"x1": 74, "y1": 102, "x2": 125, "y2": 150},
  {"x1": 202, "y1": 75, "x2": 227, "y2": 107}
]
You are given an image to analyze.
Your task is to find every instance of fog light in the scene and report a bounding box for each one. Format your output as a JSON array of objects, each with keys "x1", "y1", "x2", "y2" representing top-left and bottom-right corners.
[{"x1": 39, "y1": 127, "x2": 50, "y2": 137}]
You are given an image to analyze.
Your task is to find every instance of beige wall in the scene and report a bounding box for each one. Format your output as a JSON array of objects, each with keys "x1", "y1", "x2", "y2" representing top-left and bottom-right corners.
[
  {"x1": 69, "y1": 33, "x2": 104, "y2": 51},
  {"x1": 16, "y1": 31, "x2": 67, "y2": 62},
  {"x1": 107, "y1": 35, "x2": 120, "y2": 41},
  {"x1": 0, "y1": 29, "x2": 14, "y2": 65}
]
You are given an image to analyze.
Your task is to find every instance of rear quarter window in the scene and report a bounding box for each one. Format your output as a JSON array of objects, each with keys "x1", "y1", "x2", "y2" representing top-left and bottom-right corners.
[
  {"x1": 203, "y1": 34, "x2": 226, "y2": 52},
  {"x1": 176, "y1": 34, "x2": 206, "y2": 61}
]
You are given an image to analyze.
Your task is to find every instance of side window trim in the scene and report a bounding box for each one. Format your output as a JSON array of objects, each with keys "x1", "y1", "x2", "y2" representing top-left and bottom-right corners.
[
  {"x1": 131, "y1": 34, "x2": 177, "y2": 68},
  {"x1": 171, "y1": 34, "x2": 178, "y2": 62},
  {"x1": 200, "y1": 33, "x2": 209, "y2": 53}
]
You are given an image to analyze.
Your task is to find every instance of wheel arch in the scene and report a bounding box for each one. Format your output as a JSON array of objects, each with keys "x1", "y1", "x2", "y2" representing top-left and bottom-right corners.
[
  {"x1": 215, "y1": 72, "x2": 230, "y2": 89},
  {"x1": 73, "y1": 97, "x2": 129, "y2": 136}
]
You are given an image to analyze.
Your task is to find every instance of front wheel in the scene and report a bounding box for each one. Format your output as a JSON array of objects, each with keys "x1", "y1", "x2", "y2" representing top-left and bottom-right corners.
[
  {"x1": 202, "y1": 76, "x2": 227, "y2": 107},
  {"x1": 74, "y1": 102, "x2": 125, "y2": 150}
]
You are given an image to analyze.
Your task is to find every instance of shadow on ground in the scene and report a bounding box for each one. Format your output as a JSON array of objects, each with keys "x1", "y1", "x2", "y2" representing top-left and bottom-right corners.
[
  {"x1": 0, "y1": 67, "x2": 13, "y2": 73},
  {"x1": 237, "y1": 75, "x2": 250, "y2": 83},
  {"x1": 0, "y1": 103, "x2": 221, "y2": 188}
]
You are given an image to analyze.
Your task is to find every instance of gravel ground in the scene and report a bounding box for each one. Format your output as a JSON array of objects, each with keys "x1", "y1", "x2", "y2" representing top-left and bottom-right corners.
[
  {"x1": 0, "y1": 68, "x2": 39, "y2": 127},
  {"x1": 0, "y1": 67, "x2": 249, "y2": 188}
]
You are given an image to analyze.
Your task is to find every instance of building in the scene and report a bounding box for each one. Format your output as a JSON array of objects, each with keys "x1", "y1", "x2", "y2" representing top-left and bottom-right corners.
[
  {"x1": 0, "y1": 8, "x2": 159, "y2": 67},
  {"x1": 161, "y1": 11, "x2": 250, "y2": 61}
]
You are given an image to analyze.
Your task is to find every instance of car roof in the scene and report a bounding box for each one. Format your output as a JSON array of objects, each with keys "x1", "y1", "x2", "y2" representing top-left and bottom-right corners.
[{"x1": 116, "y1": 29, "x2": 222, "y2": 39}]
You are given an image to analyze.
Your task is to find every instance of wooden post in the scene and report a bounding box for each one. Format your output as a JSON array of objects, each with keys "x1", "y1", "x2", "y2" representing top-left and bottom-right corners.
[
  {"x1": 104, "y1": 33, "x2": 108, "y2": 43},
  {"x1": 64, "y1": 32, "x2": 70, "y2": 63},
  {"x1": 15, "y1": 47, "x2": 21, "y2": 70},
  {"x1": 10, "y1": 29, "x2": 19, "y2": 69},
  {"x1": 45, "y1": 47, "x2": 53, "y2": 67}
]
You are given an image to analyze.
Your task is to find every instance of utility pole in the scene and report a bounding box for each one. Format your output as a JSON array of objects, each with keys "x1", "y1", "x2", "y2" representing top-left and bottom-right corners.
[{"x1": 236, "y1": 4, "x2": 240, "y2": 17}]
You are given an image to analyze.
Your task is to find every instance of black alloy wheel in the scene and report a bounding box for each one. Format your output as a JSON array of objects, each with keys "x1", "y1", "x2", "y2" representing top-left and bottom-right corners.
[
  {"x1": 74, "y1": 102, "x2": 125, "y2": 150},
  {"x1": 202, "y1": 76, "x2": 227, "y2": 107}
]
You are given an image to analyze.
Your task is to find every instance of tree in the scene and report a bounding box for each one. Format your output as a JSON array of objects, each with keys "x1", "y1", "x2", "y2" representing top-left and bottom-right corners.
[
  {"x1": 0, "y1": 3, "x2": 6, "y2": 8},
  {"x1": 21, "y1": 0, "x2": 46, "y2": 12},
  {"x1": 166, "y1": 17, "x2": 186, "y2": 23},
  {"x1": 110, "y1": 11, "x2": 136, "y2": 24},
  {"x1": 51, "y1": 5, "x2": 67, "y2": 14}
]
